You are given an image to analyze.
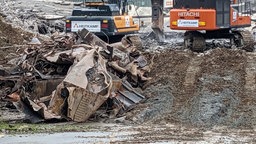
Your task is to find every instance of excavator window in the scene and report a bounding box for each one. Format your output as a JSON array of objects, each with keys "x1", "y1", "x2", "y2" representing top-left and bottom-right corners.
[
  {"x1": 173, "y1": 0, "x2": 215, "y2": 9},
  {"x1": 231, "y1": 0, "x2": 251, "y2": 16},
  {"x1": 216, "y1": 0, "x2": 230, "y2": 27},
  {"x1": 72, "y1": 4, "x2": 120, "y2": 16}
]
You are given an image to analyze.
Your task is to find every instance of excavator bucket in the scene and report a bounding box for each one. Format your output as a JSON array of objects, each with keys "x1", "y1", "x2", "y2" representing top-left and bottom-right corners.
[{"x1": 151, "y1": 0, "x2": 165, "y2": 42}]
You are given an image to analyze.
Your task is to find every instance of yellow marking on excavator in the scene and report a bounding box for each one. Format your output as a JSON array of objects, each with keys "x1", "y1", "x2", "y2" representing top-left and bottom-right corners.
[
  {"x1": 199, "y1": 21, "x2": 206, "y2": 26},
  {"x1": 171, "y1": 21, "x2": 177, "y2": 26},
  {"x1": 103, "y1": 20, "x2": 108, "y2": 23}
]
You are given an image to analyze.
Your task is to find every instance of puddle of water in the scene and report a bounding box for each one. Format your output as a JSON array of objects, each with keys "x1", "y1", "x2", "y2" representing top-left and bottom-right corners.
[
  {"x1": 0, "y1": 133, "x2": 4, "y2": 138},
  {"x1": 0, "y1": 131, "x2": 138, "y2": 144}
]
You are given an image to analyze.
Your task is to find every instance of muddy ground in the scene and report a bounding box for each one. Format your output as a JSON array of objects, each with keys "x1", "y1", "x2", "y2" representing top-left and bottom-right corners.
[
  {"x1": 128, "y1": 48, "x2": 256, "y2": 128},
  {"x1": 0, "y1": 0, "x2": 256, "y2": 143},
  {"x1": 1, "y1": 123, "x2": 256, "y2": 143}
]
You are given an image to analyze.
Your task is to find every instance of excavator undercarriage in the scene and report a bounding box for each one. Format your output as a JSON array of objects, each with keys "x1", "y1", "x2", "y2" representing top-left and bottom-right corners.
[
  {"x1": 233, "y1": 30, "x2": 255, "y2": 52},
  {"x1": 184, "y1": 29, "x2": 255, "y2": 52}
]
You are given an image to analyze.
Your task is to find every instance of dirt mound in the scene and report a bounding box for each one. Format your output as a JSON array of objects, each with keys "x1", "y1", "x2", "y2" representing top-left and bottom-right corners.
[
  {"x1": 0, "y1": 17, "x2": 33, "y2": 64},
  {"x1": 126, "y1": 50, "x2": 192, "y2": 122},
  {"x1": 0, "y1": 17, "x2": 33, "y2": 116},
  {"x1": 128, "y1": 48, "x2": 256, "y2": 128},
  {"x1": 0, "y1": 17, "x2": 32, "y2": 47}
]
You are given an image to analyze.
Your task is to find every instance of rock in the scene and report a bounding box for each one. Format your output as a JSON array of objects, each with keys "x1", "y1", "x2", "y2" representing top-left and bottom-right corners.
[{"x1": 114, "y1": 116, "x2": 126, "y2": 123}]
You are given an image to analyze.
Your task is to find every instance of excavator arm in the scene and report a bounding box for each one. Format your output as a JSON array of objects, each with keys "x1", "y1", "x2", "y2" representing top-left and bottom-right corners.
[{"x1": 151, "y1": 0, "x2": 165, "y2": 42}]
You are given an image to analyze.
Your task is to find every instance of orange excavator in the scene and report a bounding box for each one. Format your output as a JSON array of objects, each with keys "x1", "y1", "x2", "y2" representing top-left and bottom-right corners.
[
  {"x1": 66, "y1": 0, "x2": 139, "y2": 42},
  {"x1": 151, "y1": 0, "x2": 255, "y2": 52}
]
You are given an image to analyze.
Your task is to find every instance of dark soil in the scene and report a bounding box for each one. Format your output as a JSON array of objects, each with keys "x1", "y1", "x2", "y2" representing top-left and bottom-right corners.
[
  {"x1": 0, "y1": 17, "x2": 33, "y2": 64},
  {"x1": 127, "y1": 48, "x2": 256, "y2": 128}
]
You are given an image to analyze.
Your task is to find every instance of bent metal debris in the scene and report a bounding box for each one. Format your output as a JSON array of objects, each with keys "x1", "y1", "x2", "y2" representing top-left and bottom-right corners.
[{"x1": 1, "y1": 29, "x2": 150, "y2": 123}]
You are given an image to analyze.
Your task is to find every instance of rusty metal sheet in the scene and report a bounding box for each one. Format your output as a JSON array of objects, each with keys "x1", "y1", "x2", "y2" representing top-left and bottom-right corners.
[
  {"x1": 47, "y1": 83, "x2": 67, "y2": 117},
  {"x1": 4, "y1": 92, "x2": 61, "y2": 123},
  {"x1": 31, "y1": 79, "x2": 63, "y2": 99},
  {"x1": 110, "y1": 73, "x2": 145, "y2": 115},
  {"x1": 56, "y1": 48, "x2": 112, "y2": 122},
  {"x1": 114, "y1": 80, "x2": 145, "y2": 113},
  {"x1": 67, "y1": 87, "x2": 108, "y2": 122},
  {"x1": 63, "y1": 49, "x2": 95, "y2": 89},
  {"x1": 45, "y1": 47, "x2": 91, "y2": 63},
  {"x1": 78, "y1": 28, "x2": 108, "y2": 50}
]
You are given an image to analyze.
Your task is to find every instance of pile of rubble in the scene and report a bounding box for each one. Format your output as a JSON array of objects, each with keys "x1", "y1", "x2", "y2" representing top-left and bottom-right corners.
[
  {"x1": 1, "y1": 29, "x2": 151, "y2": 123},
  {"x1": 0, "y1": 0, "x2": 66, "y2": 35}
]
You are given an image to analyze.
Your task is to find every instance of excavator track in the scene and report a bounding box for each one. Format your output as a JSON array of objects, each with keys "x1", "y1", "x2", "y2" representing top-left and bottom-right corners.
[
  {"x1": 184, "y1": 31, "x2": 206, "y2": 52},
  {"x1": 234, "y1": 30, "x2": 255, "y2": 52}
]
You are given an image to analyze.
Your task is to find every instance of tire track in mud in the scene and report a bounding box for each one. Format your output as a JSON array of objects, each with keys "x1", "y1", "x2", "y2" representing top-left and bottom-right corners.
[
  {"x1": 244, "y1": 52, "x2": 256, "y2": 123},
  {"x1": 131, "y1": 49, "x2": 256, "y2": 127},
  {"x1": 183, "y1": 55, "x2": 203, "y2": 95},
  {"x1": 130, "y1": 50, "x2": 192, "y2": 123},
  {"x1": 171, "y1": 49, "x2": 249, "y2": 127},
  {"x1": 170, "y1": 54, "x2": 203, "y2": 122},
  {"x1": 245, "y1": 52, "x2": 256, "y2": 95}
]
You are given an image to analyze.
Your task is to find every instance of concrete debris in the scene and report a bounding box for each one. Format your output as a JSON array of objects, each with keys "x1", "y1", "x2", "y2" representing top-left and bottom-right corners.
[
  {"x1": 252, "y1": 13, "x2": 256, "y2": 22},
  {"x1": 39, "y1": 15, "x2": 65, "y2": 20},
  {"x1": 28, "y1": 37, "x2": 42, "y2": 45},
  {"x1": 0, "y1": 1, "x2": 66, "y2": 35},
  {"x1": 1, "y1": 28, "x2": 147, "y2": 123}
]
